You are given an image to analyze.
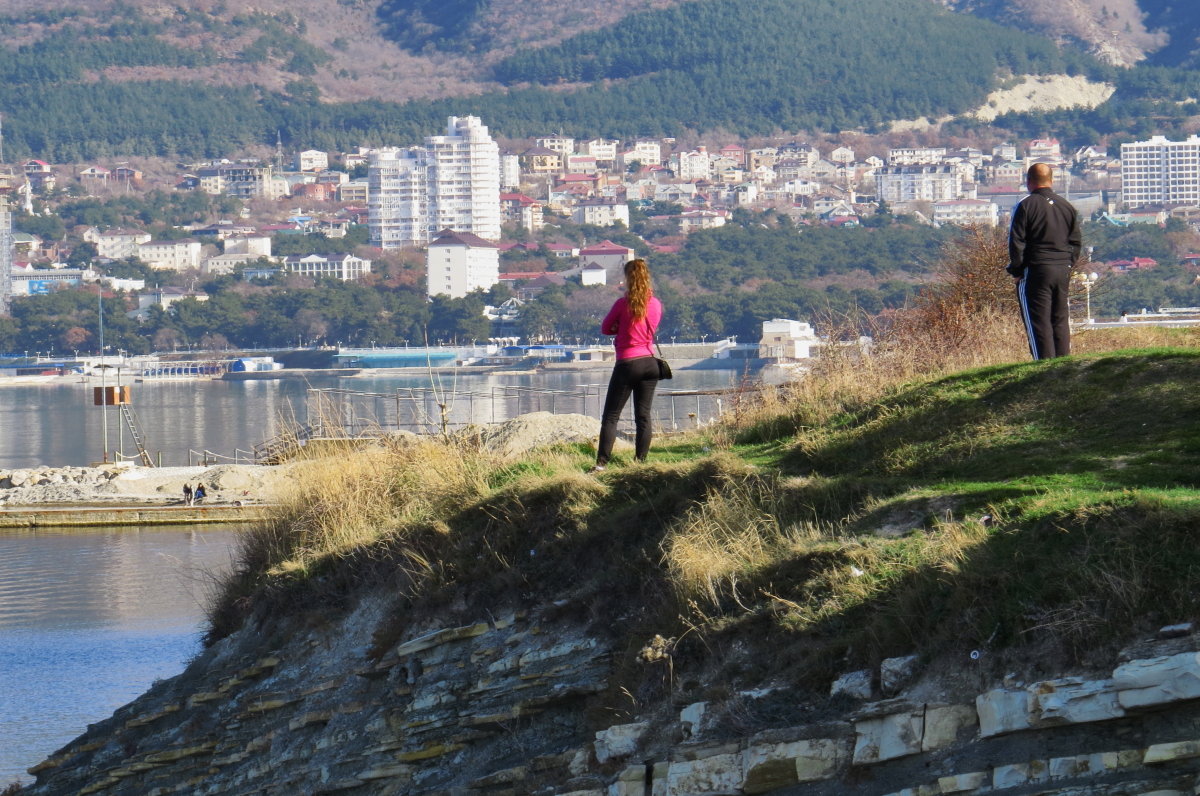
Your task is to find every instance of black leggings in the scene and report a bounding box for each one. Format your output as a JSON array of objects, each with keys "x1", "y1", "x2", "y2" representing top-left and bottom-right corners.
[{"x1": 596, "y1": 356, "x2": 659, "y2": 465}]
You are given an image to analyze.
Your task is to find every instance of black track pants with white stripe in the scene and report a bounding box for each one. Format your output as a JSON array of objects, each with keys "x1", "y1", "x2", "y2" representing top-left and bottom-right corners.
[{"x1": 1016, "y1": 265, "x2": 1071, "y2": 360}]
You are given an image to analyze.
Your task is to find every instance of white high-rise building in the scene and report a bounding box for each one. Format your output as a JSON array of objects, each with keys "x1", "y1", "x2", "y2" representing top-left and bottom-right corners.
[
  {"x1": 369, "y1": 116, "x2": 501, "y2": 249},
  {"x1": 368, "y1": 147, "x2": 429, "y2": 249},
  {"x1": 1121, "y1": 135, "x2": 1200, "y2": 209},
  {"x1": 0, "y1": 199, "x2": 12, "y2": 315},
  {"x1": 427, "y1": 116, "x2": 501, "y2": 241}
]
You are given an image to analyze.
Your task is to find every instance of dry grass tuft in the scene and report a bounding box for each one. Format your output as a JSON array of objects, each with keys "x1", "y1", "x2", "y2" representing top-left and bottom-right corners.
[
  {"x1": 244, "y1": 437, "x2": 499, "y2": 577},
  {"x1": 663, "y1": 471, "x2": 833, "y2": 609},
  {"x1": 1074, "y1": 324, "x2": 1200, "y2": 353}
]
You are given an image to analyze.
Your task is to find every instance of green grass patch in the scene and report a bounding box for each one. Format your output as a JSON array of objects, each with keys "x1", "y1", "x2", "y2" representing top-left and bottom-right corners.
[{"x1": 208, "y1": 350, "x2": 1200, "y2": 697}]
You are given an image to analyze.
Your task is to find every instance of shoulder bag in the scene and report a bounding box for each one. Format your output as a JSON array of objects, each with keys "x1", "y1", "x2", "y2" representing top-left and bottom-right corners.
[{"x1": 650, "y1": 322, "x2": 672, "y2": 380}]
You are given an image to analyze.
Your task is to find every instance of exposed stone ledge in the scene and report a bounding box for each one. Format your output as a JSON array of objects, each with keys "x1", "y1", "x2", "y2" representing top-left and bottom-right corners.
[{"x1": 22, "y1": 595, "x2": 1200, "y2": 796}]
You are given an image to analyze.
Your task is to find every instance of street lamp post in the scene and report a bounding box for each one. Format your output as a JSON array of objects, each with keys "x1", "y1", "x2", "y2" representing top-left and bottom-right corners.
[{"x1": 1082, "y1": 271, "x2": 1099, "y2": 324}]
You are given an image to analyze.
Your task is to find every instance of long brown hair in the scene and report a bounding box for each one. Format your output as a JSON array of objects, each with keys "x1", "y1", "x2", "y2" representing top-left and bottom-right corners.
[{"x1": 624, "y1": 258, "x2": 652, "y2": 320}]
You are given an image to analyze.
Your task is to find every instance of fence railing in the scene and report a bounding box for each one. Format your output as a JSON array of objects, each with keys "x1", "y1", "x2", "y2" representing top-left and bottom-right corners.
[
  {"x1": 244, "y1": 384, "x2": 747, "y2": 463},
  {"x1": 189, "y1": 448, "x2": 258, "y2": 466}
]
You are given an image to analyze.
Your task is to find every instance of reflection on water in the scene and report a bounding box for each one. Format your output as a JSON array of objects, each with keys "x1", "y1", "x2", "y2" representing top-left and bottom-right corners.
[
  {"x1": 0, "y1": 525, "x2": 240, "y2": 785},
  {"x1": 0, "y1": 369, "x2": 744, "y2": 468}
]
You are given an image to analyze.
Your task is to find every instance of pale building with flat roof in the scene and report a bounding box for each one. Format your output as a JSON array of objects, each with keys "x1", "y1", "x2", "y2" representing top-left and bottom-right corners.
[{"x1": 1121, "y1": 135, "x2": 1200, "y2": 209}]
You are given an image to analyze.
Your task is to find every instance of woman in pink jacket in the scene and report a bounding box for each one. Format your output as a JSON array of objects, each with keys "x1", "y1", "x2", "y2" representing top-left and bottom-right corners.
[{"x1": 591, "y1": 258, "x2": 664, "y2": 471}]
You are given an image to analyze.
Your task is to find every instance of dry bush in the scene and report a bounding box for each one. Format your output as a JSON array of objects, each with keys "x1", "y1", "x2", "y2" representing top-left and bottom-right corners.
[
  {"x1": 250, "y1": 437, "x2": 497, "y2": 576},
  {"x1": 720, "y1": 225, "x2": 1033, "y2": 442},
  {"x1": 880, "y1": 224, "x2": 1027, "y2": 374}
]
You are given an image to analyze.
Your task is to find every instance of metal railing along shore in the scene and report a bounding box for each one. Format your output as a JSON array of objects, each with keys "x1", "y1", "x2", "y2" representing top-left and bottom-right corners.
[{"x1": 251, "y1": 383, "x2": 747, "y2": 463}]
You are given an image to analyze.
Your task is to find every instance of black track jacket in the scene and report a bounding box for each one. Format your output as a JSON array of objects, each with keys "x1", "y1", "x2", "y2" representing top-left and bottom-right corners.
[{"x1": 1007, "y1": 187, "x2": 1082, "y2": 277}]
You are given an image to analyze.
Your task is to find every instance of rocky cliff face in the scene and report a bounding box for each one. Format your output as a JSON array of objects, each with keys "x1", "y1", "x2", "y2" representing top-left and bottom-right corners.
[
  {"x1": 23, "y1": 582, "x2": 1200, "y2": 795},
  {"x1": 941, "y1": 0, "x2": 1167, "y2": 66}
]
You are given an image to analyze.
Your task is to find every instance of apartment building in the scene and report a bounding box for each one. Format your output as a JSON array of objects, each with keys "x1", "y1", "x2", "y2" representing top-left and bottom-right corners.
[
  {"x1": 932, "y1": 199, "x2": 1000, "y2": 227},
  {"x1": 426, "y1": 116, "x2": 501, "y2": 241},
  {"x1": 294, "y1": 150, "x2": 329, "y2": 172},
  {"x1": 282, "y1": 253, "x2": 372, "y2": 281},
  {"x1": 673, "y1": 147, "x2": 712, "y2": 181},
  {"x1": 1121, "y1": 135, "x2": 1200, "y2": 209},
  {"x1": 196, "y1": 163, "x2": 284, "y2": 199},
  {"x1": 619, "y1": 140, "x2": 658, "y2": 169},
  {"x1": 887, "y1": 147, "x2": 946, "y2": 165},
  {"x1": 138, "y1": 239, "x2": 203, "y2": 271},
  {"x1": 571, "y1": 198, "x2": 630, "y2": 227},
  {"x1": 426, "y1": 229, "x2": 500, "y2": 299},
  {"x1": 535, "y1": 135, "x2": 574, "y2": 156},
  {"x1": 369, "y1": 117, "x2": 501, "y2": 248},
  {"x1": 367, "y1": 147, "x2": 428, "y2": 248},
  {"x1": 876, "y1": 165, "x2": 968, "y2": 203},
  {"x1": 84, "y1": 228, "x2": 152, "y2": 259}
]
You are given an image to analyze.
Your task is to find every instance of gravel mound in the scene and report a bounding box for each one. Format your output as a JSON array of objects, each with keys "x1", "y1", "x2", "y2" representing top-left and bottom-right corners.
[{"x1": 453, "y1": 412, "x2": 605, "y2": 458}]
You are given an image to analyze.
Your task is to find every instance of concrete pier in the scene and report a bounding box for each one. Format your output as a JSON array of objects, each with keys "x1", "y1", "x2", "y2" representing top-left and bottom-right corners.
[{"x1": 0, "y1": 503, "x2": 270, "y2": 528}]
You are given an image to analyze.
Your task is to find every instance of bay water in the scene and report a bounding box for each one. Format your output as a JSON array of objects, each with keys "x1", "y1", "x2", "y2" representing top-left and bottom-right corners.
[
  {"x1": 0, "y1": 366, "x2": 745, "y2": 784},
  {"x1": 0, "y1": 525, "x2": 240, "y2": 786}
]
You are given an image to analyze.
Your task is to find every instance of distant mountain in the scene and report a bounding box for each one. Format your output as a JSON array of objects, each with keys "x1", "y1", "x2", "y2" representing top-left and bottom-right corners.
[
  {"x1": 0, "y1": 0, "x2": 1196, "y2": 160},
  {"x1": 943, "y1": 0, "x2": 1200, "y2": 68}
]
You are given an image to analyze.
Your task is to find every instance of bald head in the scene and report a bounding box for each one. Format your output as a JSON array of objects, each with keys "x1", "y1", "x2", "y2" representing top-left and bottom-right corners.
[{"x1": 1027, "y1": 163, "x2": 1053, "y2": 189}]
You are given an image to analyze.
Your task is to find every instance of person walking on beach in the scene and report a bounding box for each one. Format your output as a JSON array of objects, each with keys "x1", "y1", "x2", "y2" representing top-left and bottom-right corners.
[
  {"x1": 182, "y1": 483, "x2": 193, "y2": 506},
  {"x1": 1007, "y1": 162, "x2": 1082, "y2": 359},
  {"x1": 591, "y1": 258, "x2": 663, "y2": 472}
]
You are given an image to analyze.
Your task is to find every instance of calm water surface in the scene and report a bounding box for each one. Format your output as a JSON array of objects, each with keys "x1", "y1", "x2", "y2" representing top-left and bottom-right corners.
[
  {"x1": 0, "y1": 369, "x2": 741, "y2": 468},
  {"x1": 0, "y1": 525, "x2": 239, "y2": 785}
]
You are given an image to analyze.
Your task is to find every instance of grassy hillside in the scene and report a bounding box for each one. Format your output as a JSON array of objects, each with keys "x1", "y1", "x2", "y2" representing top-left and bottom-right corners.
[{"x1": 208, "y1": 331, "x2": 1200, "y2": 698}]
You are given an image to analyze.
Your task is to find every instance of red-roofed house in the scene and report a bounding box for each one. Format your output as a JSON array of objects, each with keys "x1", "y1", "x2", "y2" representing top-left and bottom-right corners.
[
  {"x1": 578, "y1": 240, "x2": 634, "y2": 271},
  {"x1": 580, "y1": 262, "x2": 607, "y2": 286},
  {"x1": 555, "y1": 174, "x2": 599, "y2": 198},
  {"x1": 545, "y1": 243, "x2": 578, "y2": 258},
  {"x1": 1109, "y1": 257, "x2": 1158, "y2": 272},
  {"x1": 719, "y1": 144, "x2": 746, "y2": 167},
  {"x1": 24, "y1": 160, "x2": 55, "y2": 192}
]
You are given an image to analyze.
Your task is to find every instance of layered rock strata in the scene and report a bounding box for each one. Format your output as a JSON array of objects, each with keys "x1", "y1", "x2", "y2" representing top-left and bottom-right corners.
[{"x1": 23, "y1": 591, "x2": 1200, "y2": 795}]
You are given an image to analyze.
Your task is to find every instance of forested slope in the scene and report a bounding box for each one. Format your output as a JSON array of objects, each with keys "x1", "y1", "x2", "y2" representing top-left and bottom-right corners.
[{"x1": 0, "y1": 0, "x2": 1197, "y2": 158}]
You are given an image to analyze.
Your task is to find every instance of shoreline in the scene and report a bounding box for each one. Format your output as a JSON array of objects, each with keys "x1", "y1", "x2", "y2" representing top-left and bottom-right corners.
[
  {"x1": 0, "y1": 462, "x2": 294, "y2": 521},
  {"x1": 0, "y1": 358, "x2": 762, "y2": 387},
  {"x1": 0, "y1": 501, "x2": 272, "y2": 528}
]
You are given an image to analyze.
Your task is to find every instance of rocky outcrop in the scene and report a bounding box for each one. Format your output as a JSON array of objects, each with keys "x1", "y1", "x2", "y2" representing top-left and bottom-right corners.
[{"x1": 23, "y1": 590, "x2": 1200, "y2": 795}]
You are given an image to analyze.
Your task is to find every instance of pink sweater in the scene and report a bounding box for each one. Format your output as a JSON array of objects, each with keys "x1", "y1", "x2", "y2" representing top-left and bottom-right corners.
[{"x1": 601, "y1": 296, "x2": 663, "y2": 360}]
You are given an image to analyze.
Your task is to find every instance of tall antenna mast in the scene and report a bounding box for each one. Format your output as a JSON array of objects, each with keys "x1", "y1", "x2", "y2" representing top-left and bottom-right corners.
[{"x1": 1, "y1": 112, "x2": 6, "y2": 165}]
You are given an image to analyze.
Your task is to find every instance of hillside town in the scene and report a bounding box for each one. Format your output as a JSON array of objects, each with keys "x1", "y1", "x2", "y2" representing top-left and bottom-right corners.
[{"x1": 0, "y1": 116, "x2": 1195, "y2": 325}]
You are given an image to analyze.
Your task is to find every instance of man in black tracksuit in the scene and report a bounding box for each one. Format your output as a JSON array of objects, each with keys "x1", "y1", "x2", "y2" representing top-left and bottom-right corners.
[{"x1": 1007, "y1": 163, "x2": 1083, "y2": 359}]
